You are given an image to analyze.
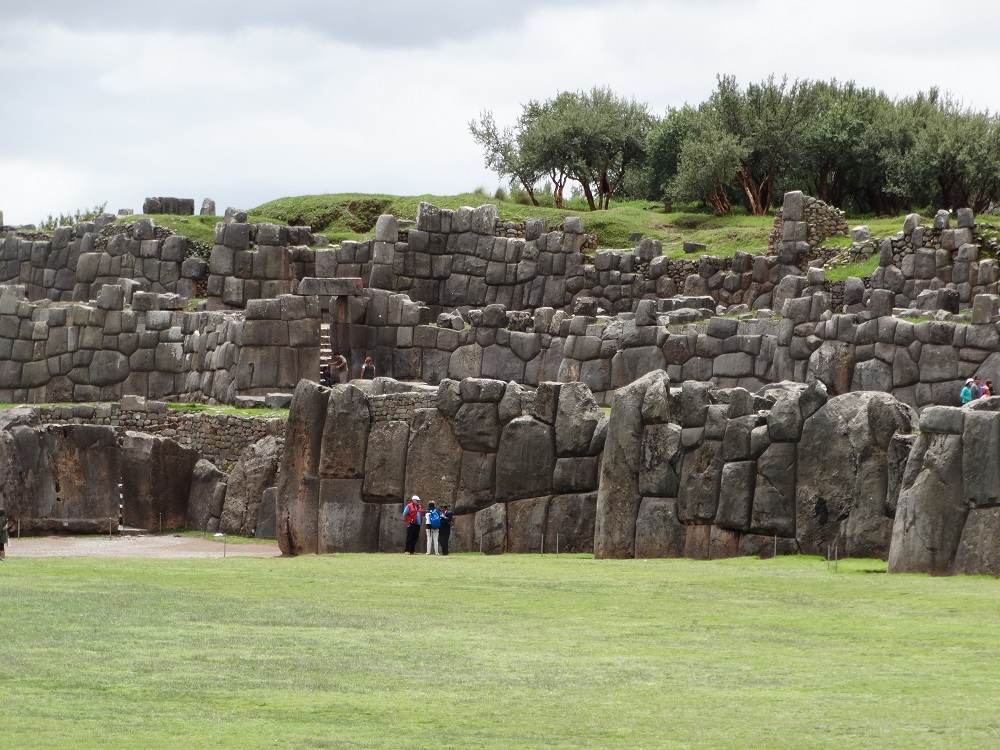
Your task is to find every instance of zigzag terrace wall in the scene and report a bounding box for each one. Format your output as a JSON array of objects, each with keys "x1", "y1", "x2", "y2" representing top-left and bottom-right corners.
[
  {"x1": 0, "y1": 285, "x2": 319, "y2": 403},
  {"x1": 346, "y1": 282, "x2": 1000, "y2": 409},
  {"x1": 275, "y1": 374, "x2": 924, "y2": 562},
  {"x1": 1, "y1": 219, "x2": 206, "y2": 301}
]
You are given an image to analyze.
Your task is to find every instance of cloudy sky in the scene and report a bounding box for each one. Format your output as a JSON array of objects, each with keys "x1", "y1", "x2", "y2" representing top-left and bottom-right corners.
[{"x1": 1, "y1": 0, "x2": 996, "y2": 225}]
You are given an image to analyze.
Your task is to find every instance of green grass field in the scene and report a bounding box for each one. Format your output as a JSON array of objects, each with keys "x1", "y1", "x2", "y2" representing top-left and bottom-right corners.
[{"x1": 2, "y1": 552, "x2": 999, "y2": 749}]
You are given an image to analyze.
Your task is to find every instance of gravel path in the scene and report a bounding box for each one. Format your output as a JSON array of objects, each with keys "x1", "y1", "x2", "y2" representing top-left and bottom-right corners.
[{"x1": 5, "y1": 534, "x2": 281, "y2": 559}]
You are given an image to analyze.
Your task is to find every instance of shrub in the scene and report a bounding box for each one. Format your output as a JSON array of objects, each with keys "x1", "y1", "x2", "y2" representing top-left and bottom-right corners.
[
  {"x1": 494, "y1": 186, "x2": 509, "y2": 201},
  {"x1": 510, "y1": 188, "x2": 532, "y2": 205},
  {"x1": 39, "y1": 202, "x2": 108, "y2": 231}
]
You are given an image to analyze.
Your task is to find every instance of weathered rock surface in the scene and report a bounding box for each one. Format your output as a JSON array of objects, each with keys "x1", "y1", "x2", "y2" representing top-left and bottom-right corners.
[{"x1": 220, "y1": 435, "x2": 281, "y2": 536}]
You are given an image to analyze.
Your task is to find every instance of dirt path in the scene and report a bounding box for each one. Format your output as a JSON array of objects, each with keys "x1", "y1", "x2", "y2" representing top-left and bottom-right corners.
[{"x1": 6, "y1": 534, "x2": 281, "y2": 559}]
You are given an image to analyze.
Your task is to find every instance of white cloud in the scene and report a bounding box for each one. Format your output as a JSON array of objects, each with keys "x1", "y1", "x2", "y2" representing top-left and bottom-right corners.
[{"x1": 2, "y1": 0, "x2": 999, "y2": 224}]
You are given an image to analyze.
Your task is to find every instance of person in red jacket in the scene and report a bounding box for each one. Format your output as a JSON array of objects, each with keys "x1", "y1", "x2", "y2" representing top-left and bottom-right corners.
[{"x1": 403, "y1": 495, "x2": 422, "y2": 554}]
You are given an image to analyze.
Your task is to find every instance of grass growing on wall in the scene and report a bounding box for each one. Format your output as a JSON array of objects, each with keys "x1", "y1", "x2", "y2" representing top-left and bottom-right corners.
[{"x1": 2, "y1": 553, "x2": 1000, "y2": 749}]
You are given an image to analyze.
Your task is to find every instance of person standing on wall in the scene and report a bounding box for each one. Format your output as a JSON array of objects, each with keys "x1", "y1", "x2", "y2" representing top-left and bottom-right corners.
[
  {"x1": 425, "y1": 502, "x2": 442, "y2": 556},
  {"x1": 439, "y1": 504, "x2": 454, "y2": 556},
  {"x1": 403, "y1": 495, "x2": 422, "y2": 554},
  {"x1": 332, "y1": 352, "x2": 349, "y2": 384},
  {"x1": 0, "y1": 508, "x2": 10, "y2": 562},
  {"x1": 361, "y1": 357, "x2": 376, "y2": 380}
]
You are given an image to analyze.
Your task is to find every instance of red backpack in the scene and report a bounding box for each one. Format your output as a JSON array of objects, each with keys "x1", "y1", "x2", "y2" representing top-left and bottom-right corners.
[{"x1": 405, "y1": 502, "x2": 422, "y2": 525}]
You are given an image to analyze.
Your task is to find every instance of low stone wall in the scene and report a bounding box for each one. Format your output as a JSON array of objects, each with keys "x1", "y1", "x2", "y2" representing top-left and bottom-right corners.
[
  {"x1": 768, "y1": 194, "x2": 848, "y2": 253},
  {"x1": 0, "y1": 285, "x2": 320, "y2": 404},
  {"x1": 868, "y1": 208, "x2": 997, "y2": 309},
  {"x1": 27, "y1": 401, "x2": 284, "y2": 472}
]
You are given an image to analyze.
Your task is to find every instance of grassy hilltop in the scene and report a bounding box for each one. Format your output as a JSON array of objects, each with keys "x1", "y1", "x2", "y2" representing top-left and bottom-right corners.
[{"x1": 2, "y1": 552, "x2": 1000, "y2": 748}]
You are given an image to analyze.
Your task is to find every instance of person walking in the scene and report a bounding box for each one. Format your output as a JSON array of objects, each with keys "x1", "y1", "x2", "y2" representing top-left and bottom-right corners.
[
  {"x1": 972, "y1": 375, "x2": 983, "y2": 399},
  {"x1": 984, "y1": 380, "x2": 995, "y2": 398},
  {"x1": 439, "y1": 504, "x2": 454, "y2": 556},
  {"x1": 0, "y1": 508, "x2": 10, "y2": 562},
  {"x1": 403, "y1": 496, "x2": 422, "y2": 554},
  {"x1": 361, "y1": 357, "x2": 376, "y2": 380},
  {"x1": 425, "y1": 501, "x2": 442, "y2": 556}
]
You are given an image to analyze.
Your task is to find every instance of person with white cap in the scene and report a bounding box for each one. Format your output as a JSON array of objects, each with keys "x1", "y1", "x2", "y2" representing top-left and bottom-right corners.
[
  {"x1": 961, "y1": 378, "x2": 975, "y2": 404},
  {"x1": 403, "y1": 495, "x2": 422, "y2": 554}
]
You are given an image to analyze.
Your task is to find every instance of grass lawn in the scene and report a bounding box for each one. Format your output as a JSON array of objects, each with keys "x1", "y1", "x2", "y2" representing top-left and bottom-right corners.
[{"x1": 2, "y1": 553, "x2": 999, "y2": 749}]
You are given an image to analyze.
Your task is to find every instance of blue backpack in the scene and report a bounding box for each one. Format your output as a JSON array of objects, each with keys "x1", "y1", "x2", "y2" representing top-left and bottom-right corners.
[{"x1": 428, "y1": 509, "x2": 441, "y2": 529}]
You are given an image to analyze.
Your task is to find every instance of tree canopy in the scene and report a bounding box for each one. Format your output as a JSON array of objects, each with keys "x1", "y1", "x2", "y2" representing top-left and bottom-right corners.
[{"x1": 472, "y1": 78, "x2": 1000, "y2": 215}]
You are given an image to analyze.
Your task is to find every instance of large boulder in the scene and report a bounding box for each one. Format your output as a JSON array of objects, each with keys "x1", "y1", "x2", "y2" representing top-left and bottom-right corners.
[
  {"x1": 555, "y1": 381, "x2": 605, "y2": 456},
  {"x1": 318, "y1": 478, "x2": 380, "y2": 553},
  {"x1": 796, "y1": 392, "x2": 915, "y2": 559},
  {"x1": 404, "y1": 408, "x2": 461, "y2": 507},
  {"x1": 634, "y1": 497, "x2": 685, "y2": 558},
  {"x1": 277, "y1": 380, "x2": 331, "y2": 555},
  {"x1": 185, "y1": 459, "x2": 227, "y2": 532},
  {"x1": 318, "y1": 384, "x2": 370, "y2": 479},
  {"x1": 219, "y1": 435, "x2": 282, "y2": 536},
  {"x1": 595, "y1": 371, "x2": 668, "y2": 559},
  {"x1": 362, "y1": 421, "x2": 409, "y2": 503},
  {"x1": 0, "y1": 423, "x2": 121, "y2": 533},
  {"x1": 121, "y1": 432, "x2": 200, "y2": 531},
  {"x1": 888, "y1": 433, "x2": 966, "y2": 574},
  {"x1": 543, "y1": 493, "x2": 596, "y2": 554},
  {"x1": 495, "y1": 416, "x2": 555, "y2": 502},
  {"x1": 506, "y1": 496, "x2": 549, "y2": 553}
]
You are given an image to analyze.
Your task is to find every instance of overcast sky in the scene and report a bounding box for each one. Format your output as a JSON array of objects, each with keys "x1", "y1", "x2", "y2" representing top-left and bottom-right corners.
[{"x1": 2, "y1": 0, "x2": 997, "y2": 225}]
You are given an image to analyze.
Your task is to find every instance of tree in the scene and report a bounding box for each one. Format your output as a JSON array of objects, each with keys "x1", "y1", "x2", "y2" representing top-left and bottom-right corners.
[
  {"x1": 669, "y1": 120, "x2": 746, "y2": 213},
  {"x1": 706, "y1": 75, "x2": 821, "y2": 215},
  {"x1": 468, "y1": 111, "x2": 541, "y2": 205},
  {"x1": 643, "y1": 105, "x2": 699, "y2": 202},
  {"x1": 472, "y1": 88, "x2": 654, "y2": 211}
]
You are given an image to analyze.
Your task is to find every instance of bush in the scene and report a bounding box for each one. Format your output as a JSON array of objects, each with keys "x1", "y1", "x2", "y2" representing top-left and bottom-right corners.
[
  {"x1": 39, "y1": 202, "x2": 108, "y2": 232},
  {"x1": 510, "y1": 188, "x2": 532, "y2": 205},
  {"x1": 494, "y1": 186, "x2": 508, "y2": 201}
]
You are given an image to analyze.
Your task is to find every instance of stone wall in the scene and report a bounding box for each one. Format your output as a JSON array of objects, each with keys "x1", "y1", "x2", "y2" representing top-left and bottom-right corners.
[
  {"x1": 768, "y1": 193, "x2": 849, "y2": 253},
  {"x1": 274, "y1": 377, "x2": 607, "y2": 555},
  {"x1": 206, "y1": 222, "x2": 322, "y2": 308},
  {"x1": 275, "y1": 374, "x2": 922, "y2": 562},
  {"x1": 337, "y1": 281, "x2": 1000, "y2": 409},
  {"x1": 0, "y1": 285, "x2": 320, "y2": 404},
  {"x1": 25, "y1": 400, "x2": 284, "y2": 472},
  {"x1": 0, "y1": 220, "x2": 205, "y2": 301},
  {"x1": 890, "y1": 399, "x2": 1000, "y2": 575},
  {"x1": 868, "y1": 208, "x2": 998, "y2": 310}
]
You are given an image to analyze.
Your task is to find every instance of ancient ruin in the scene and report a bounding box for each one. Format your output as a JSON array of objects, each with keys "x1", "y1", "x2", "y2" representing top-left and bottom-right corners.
[{"x1": 2, "y1": 190, "x2": 999, "y2": 575}]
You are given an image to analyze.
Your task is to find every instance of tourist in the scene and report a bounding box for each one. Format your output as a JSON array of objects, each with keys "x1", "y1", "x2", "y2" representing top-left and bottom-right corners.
[
  {"x1": 425, "y1": 501, "x2": 442, "y2": 556},
  {"x1": 361, "y1": 356, "x2": 376, "y2": 380},
  {"x1": 0, "y1": 508, "x2": 9, "y2": 562},
  {"x1": 973, "y1": 375, "x2": 983, "y2": 399},
  {"x1": 984, "y1": 380, "x2": 995, "y2": 398},
  {"x1": 319, "y1": 364, "x2": 333, "y2": 387},
  {"x1": 331, "y1": 352, "x2": 348, "y2": 384},
  {"x1": 439, "y1": 504, "x2": 454, "y2": 556},
  {"x1": 961, "y1": 378, "x2": 974, "y2": 404},
  {"x1": 403, "y1": 495, "x2": 422, "y2": 554}
]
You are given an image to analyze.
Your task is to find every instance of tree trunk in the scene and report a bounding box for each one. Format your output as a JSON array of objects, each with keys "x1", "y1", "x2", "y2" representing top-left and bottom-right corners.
[{"x1": 581, "y1": 181, "x2": 598, "y2": 212}]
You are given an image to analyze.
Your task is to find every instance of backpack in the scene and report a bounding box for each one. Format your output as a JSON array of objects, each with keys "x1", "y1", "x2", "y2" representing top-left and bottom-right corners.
[
  {"x1": 428, "y1": 509, "x2": 441, "y2": 529},
  {"x1": 405, "y1": 502, "x2": 421, "y2": 525}
]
